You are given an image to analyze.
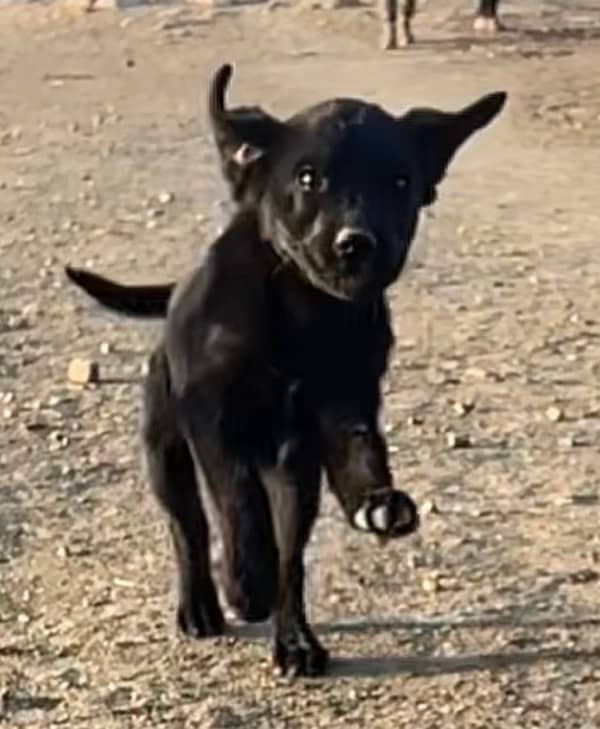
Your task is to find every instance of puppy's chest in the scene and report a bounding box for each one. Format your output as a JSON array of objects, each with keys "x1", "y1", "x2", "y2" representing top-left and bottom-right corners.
[
  {"x1": 272, "y1": 316, "x2": 349, "y2": 376},
  {"x1": 266, "y1": 291, "x2": 391, "y2": 397}
]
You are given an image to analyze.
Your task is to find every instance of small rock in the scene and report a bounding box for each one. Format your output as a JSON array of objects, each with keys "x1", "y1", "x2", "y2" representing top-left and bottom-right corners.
[
  {"x1": 559, "y1": 434, "x2": 589, "y2": 448},
  {"x1": 446, "y1": 432, "x2": 472, "y2": 449},
  {"x1": 49, "y1": 431, "x2": 69, "y2": 450},
  {"x1": 440, "y1": 359, "x2": 460, "y2": 372},
  {"x1": 567, "y1": 568, "x2": 598, "y2": 585},
  {"x1": 157, "y1": 190, "x2": 174, "y2": 205},
  {"x1": 67, "y1": 358, "x2": 99, "y2": 385},
  {"x1": 406, "y1": 552, "x2": 420, "y2": 569},
  {"x1": 421, "y1": 498, "x2": 439, "y2": 516},
  {"x1": 422, "y1": 573, "x2": 441, "y2": 594},
  {"x1": 546, "y1": 405, "x2": 564, "y2": 422},
  {"x1": 571, "y1": 493, "x2": 598, "y2": 506},
  {"x1": 426, "y1": 369, "x2": 447, "y2": 386},
  {"x1": 99, "y1": 341, "x2": 112, "y2": 355},
  {"x1": 7, "y1": 314, "x2": 28, "y2": 330},
  {"x1": 56, "y1": 545, "x2": 70, "y2": 559},
  {"x1": 464, "y1": 366, "x2": 487, "y2": 381},
  {"x1": 453, "y1": 399, "x2": 475, "y2": 417}
]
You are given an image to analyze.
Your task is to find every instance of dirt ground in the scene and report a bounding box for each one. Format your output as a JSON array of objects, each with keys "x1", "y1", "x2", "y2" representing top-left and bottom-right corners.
[{"x1": 1, "y1": 0, "x2": 600, "y2": 726}]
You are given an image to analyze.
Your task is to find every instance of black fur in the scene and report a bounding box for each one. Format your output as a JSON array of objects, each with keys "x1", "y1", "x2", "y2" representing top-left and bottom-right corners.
[
  {"x1": 66, "y1": 64, "x2": 506, "y2": 677},
  {"x1": 65, "y1": 266, "x2": 172, "y2": 318}
]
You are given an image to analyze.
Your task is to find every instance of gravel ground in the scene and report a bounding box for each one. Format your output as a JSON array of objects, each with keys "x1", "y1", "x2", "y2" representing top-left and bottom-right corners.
[{"x1": 1, "y1": 1, "x2": 600, "y2": 727}]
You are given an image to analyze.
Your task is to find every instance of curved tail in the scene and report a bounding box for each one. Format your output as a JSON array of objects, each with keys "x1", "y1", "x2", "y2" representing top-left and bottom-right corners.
[{"x1": 65, "y1": 266, "x2": 174, "y2": 319}]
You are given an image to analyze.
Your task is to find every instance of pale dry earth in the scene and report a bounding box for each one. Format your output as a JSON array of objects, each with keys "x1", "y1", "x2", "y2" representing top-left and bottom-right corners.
[{"x1": 1, "y1": 1, "x2": 600, "y2": 727}]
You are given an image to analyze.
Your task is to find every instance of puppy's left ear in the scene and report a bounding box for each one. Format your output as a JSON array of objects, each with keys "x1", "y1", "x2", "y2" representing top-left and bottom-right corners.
[
  {"x1": 208, "y1": 64, "x2": 286, "y2": 202},
  {"x1": 401, "y1": 91, "x2": 507, "y2": 205}
]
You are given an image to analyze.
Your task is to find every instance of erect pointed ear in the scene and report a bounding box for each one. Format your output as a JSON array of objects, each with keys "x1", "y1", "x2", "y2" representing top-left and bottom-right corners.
[
  {"x1": 401, "y1": 91, "x2": 507, "y2": 205},
  {"x1": 208, "y1": 64, "x2": 285, "y2": 200}
]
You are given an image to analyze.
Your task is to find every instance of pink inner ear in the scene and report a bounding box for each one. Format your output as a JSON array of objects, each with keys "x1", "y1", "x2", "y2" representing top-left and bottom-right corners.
[{"x1": 232, "y1": 143, "x2": 263, "y2": 167}]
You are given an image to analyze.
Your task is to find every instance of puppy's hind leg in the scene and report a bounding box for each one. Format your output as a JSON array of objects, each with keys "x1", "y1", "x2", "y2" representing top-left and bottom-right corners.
[
  {"x1": 175, "y1": 380, "x2": 279, "y2": 625},
  {"x1": 142, "y1": 349, "x2": 224, "y2": 638},
  {"x1": 208, "y1": 463, "x2": 279, "y2": 624}
]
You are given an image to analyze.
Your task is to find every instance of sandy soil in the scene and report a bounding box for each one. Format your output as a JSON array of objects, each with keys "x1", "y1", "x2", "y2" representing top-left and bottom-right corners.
[{"x1": 1, "y1": 1, "x2": 600, "y2": 726}]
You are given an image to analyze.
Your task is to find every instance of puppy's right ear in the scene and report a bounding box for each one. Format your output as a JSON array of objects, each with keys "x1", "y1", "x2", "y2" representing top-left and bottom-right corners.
[{"x1": 208, "y1": 64, "x2": 285, "y2": 202}]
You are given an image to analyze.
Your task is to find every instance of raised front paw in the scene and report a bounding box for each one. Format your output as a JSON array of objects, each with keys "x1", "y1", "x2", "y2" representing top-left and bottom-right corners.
[
  {"x1": 272, "y1": 635, "x2": 329, "y2": 678},
  {"x1": 353, "y1": 488, "x2": 419, "y2": 538}
]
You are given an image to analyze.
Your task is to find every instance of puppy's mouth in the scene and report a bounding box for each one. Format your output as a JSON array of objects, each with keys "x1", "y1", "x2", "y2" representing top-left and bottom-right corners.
[
  {"x1": 272, "y1": 222, "x2": 382, "y2": 302},
  {"x1": 300, "y1": 252, "x2": 378, "y2": 302}
]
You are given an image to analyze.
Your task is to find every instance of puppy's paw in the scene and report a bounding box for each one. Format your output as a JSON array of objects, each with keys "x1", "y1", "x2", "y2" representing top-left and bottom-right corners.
[
  {"x1": 353, "y1": 489, "x2": 419, "y2": 539},
  {"x1": 272, "y1": 637, "x2": 329, "y2": 678},
  {"x1": 176, "y1": 582, "x2": 225, "y2": 638},
  {"x1": 473, "y1": 15, "x2": 504, "y2": 34}
]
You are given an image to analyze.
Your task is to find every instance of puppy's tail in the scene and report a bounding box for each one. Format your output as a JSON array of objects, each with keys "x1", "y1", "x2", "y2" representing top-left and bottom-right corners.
[{"x1": 65, "y1": 266, "x2": 173, "y2": 319}]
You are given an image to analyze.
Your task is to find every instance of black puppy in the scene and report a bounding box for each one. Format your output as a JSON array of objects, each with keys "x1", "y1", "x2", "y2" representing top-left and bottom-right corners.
[
  {"x1": 66, "y1": 64, "x2": 506, "y2": 677},
  {"x1": 383, "y1": 0, "x2": 502, "y2": 50}
]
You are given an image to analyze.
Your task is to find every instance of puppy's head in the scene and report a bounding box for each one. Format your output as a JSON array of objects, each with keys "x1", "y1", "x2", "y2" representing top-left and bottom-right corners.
[{"x1": 209, "y1": 64, "x2": 506, "y2": 301}]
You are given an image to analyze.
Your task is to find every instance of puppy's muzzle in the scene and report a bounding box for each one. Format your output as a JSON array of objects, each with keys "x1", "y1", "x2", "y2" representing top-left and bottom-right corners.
[{"x1": 333, "y1": 227, "x2": 376, "y2": 262}]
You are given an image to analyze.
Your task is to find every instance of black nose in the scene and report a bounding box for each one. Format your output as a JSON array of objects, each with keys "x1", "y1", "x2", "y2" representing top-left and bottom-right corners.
[{"x1": 333, "y1": 228, "x2": 376, "y2": 260}]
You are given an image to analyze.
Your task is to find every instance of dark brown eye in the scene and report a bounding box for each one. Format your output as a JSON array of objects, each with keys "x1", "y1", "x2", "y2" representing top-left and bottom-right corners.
[
  {"x1": 395, "y1": 175, "x2": 409, "y2": 190},
  {"x1": 350, "y1": 423, "x2": 370, "y2": 437},
  {"x1": 297, "y1": 165, "x2": 319, "y2": 192}
]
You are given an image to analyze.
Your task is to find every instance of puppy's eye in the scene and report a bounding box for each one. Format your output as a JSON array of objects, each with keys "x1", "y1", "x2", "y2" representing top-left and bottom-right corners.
[
  {"x1": 350, "y1": 423, "x2": 370, "y2": 438},
  {"x1": 297, "y1": 166, "x2": 320, "y2": 192},
  {"x1": 395, "y1": 175, "x2": 409, "y2": 190}
]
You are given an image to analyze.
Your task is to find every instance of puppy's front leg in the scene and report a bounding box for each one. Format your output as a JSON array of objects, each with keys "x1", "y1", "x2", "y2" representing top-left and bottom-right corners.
[
  {"x1": 262, "y1": 436, "x2": 328, "y2": 678},
  {"x1": 321, "y1": 410, "x2": 419, "y2": 541}
]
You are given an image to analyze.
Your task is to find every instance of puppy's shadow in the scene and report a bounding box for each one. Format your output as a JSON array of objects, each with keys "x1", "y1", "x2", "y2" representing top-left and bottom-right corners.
[
  {"x1": 329, "y1": 645, "x2": 600, "y2": 679},
  {"x1": 400, "y1": 22, "x2": 600, "y2": 54},
  {"x1": 228, "y1": 611, "x2": 600, "y2": 680}
]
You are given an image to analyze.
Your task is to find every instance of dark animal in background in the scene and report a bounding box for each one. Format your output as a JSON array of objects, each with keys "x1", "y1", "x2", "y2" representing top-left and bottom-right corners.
[
  {"x1": 383, "y1": 0, "x2": 502, "y2": 49},
  {"x1": 66, "y1": 64, "x2": 506, "y2": 677}
]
